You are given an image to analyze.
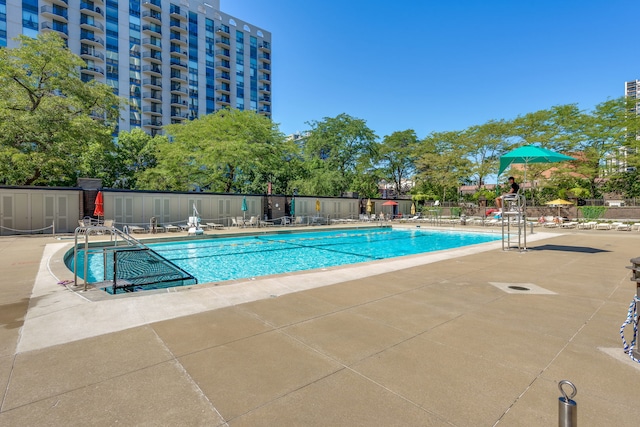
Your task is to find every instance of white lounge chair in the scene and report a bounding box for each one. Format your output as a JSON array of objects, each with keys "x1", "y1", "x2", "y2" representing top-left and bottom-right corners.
[
  {"x1": 595, "y1": 222, "x2": 611, "y2": 230},
  {"x1": 577, "y1": 221, "x2": 597, "y2": 230},
  {"x1": 205, "y1": 222, "x2": 224, "y2": 230},
  {"x1": 613, "y1": 222, "x2": 631, "y2": 231},
  {"x1": 631, "y1": 223, "x2": 640, "y2": 232},
  {"x1": 560, "y1": 221, "x2": 578, "y2": 229},
  {"x1": 127, "y1": 225, "x2": 146, "y2": 234}
]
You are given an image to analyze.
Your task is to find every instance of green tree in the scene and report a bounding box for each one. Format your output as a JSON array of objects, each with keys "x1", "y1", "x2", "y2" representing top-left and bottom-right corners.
[
  {"x1": 0, "y1": 33, "x2": 123, "y2": 186},
  {"x1": 379, "y1": 130, "x2": 419, "y2": 196},
  {"x1": 137, "y1": 109, "x2": 288, "y2": 192},
  {"x1": 415, "y1": 131, "x2": 471, "y2": 202},
  {"x1": 574, "y1": 98, "x2": 631, "y2": 198},
  {"x1": 107, "y1": 128, "x2": 162, "y2": 189},
  {"x1": 300, "y1": 113, "x2": 378, "y2": 196},
  {"x1": 462, "y1": 120, "x2": 512, "y2": 189}
]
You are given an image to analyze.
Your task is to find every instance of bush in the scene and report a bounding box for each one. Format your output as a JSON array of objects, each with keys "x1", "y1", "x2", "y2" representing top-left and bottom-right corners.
[{"x1": 578, "y1": 206, "x2": 607, "y2": 220}]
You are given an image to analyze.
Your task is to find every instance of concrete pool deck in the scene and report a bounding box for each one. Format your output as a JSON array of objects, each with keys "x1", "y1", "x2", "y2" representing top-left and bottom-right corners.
[{"x1": 1, "y1": 226, "x2": 639, "y2": 425}]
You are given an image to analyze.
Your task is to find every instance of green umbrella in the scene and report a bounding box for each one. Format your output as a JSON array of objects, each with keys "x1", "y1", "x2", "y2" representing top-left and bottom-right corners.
[
  {"x1": 498, "y1": 145, "x2": 575, "y2": 250},
  {"x1": 290, "y1": 197, "x2": 295, "y2": 216},
  {"x1": 241, "y1": 196, "x2": 247, "y2": 221},
  {"x1": 498, "y1": 145, "x2": 576, "y2": 181}
]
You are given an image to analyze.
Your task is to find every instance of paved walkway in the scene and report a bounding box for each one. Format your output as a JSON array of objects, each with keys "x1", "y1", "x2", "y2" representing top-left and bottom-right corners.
[{"x1": 0, "y1": 227, "x2": 639, "y2": 426}]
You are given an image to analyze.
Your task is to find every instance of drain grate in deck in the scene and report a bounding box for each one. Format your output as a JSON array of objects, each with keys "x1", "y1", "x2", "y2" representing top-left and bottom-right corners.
[{"x1": 489, "y1": 282, "x2": 556, "y2": 295}]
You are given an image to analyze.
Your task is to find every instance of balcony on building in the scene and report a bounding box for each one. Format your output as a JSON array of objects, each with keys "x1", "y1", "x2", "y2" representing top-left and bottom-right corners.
[
  {"x1": 142, "y1": 37, "x2": 162, "y2": 49},
  {"x1": 170, "y1": 33, "x2": 188, "y2": 45},
  {"x1": 81, "y1": 65, "x2": 105, "y2": 77},
  {"x1": 142, "y1": 0, "x2": 162, "y2": 11},
  {"x1": 40, "y1": 21, "x2": 68, "y2": 38},
  {"x1": 216, "y1": 25, "x2": 230, "y2": 35},
  {"x1": 259, "y1": 64, "x2": 271, "y2": 73},
  {"x1": 142, "y1": 51, "x2": 162, "y2": 64},
  {"x1": 259, "y1": 95, "x2": 271, "y2": 104},
  {"x1": 215, "y1": 72, "x2": 231, "y2": 82},
  {"x1": 258, "y1": 84, "x2": 270, "y2": 93},
  {"x1": 259, "y1": 41, "x2": 271, "y2": 51},
  {"x1": 259, "y1": 52, "x2": 271, "y2": 62},
  {"x1": 215, "y1": 84, "x2": 231, "y2": 94},
  {"x1": 170, "y1": 109, "x2": 188, "y2": 120},
  {"x1": 170, "y1": 96, "x2": 188, "y2": 108},
  {"x1": 169, "y1": 5, "x2": 188, "y2": 20},
  {"x1": 215, "y1": 60, "x2": 231, "y2": 71},
  {"x1": 142, "y1": 23, "x2": 161, "y2": 37},
  {"x1": 215, "y1": 37, "x2": 230, "y2": 48},
  {"x1": 215, "y1": 49, "x2": 230, "y2": 59},
  {"x1": 142, "y1": 78, "x2": 162, "y2": 90},
  {"x1": 80, "y1": 32, "x2": 105, "y2": 47},
  {"x1": 80, "y1": 46, "x2": 105, "y2": 62},
  {"x1": 142, "y1": 119, "x2": 163, "y2": 128},
  {"x1": 141, "y1": 10, "x2": 161, "y2": 25},
  {"x1": 170, "y1": 58, "x2": 188, "y2": 70},
  {"x1": 143, "y1": 92, "x2": 162, "y2": 102},
  {"x1": 79, "y1": 2, "x2": 104, "y2": 17},
  {"x1": 216, "y1": 96, "x2": 231, "y2": 106},
  {"x1": 142, "y1": 105, "x2": 162, "y2": 116},
  {"x1": 41, "y1": 5, "x2": 68, "y2": 22},
  {"x1": 259, "y1": 74, "x2": 270, "y2": 83},
  {"x1": 44, "y1": 0, "x2": 69, "y2": 7},
  {"x1": 170, "y1": 20, "x2": 188, "y2": 33},
  {"x1": 170, "y1": 44, "x2": 187, "y2": 58},
  {"x1": 170, "y1": 83, "x2": 188, "y2": 96},
  {"x1": 80, "y1": 16, "x2": 104, "y2": 33},
  {"x1": 170, "y1": 70, "x2": 187, "y2": 82},
  {"x1": 142, "y1": 64, "x2": 162, "y2": 76}
]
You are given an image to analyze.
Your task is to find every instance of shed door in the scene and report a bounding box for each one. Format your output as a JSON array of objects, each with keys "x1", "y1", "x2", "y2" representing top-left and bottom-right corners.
[{"x1": 0, "y1": 195, "x2": 13, "y2": 236}]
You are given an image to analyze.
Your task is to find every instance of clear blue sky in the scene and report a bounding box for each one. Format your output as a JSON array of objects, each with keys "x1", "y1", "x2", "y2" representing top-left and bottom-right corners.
[{"x1": 223, "y1": 0, "x2": 639, "y2": 140}]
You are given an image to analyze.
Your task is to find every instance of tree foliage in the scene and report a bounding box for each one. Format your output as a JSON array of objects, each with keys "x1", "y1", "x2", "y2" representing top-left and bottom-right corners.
[
  {"x1": 379, "y1": 130, "x2": 419, "y2": 195},
  {"x1": 0, "y1": 33, "x2": 123, "y2": 186},
  {"x1": 137, "y1": 109, "x2": 290, "y2": 192},
  {"x1": 297, "y1": 113, "x2": 378, "y2": 196}
]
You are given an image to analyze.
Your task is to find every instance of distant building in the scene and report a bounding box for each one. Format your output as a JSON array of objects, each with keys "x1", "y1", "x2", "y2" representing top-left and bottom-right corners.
[
  {"x1": 626, "y1": 80, "x2": 640, "y2": 114},
  {"x1": 1, "y1": 0, "x2": 272, "y2": 136}
]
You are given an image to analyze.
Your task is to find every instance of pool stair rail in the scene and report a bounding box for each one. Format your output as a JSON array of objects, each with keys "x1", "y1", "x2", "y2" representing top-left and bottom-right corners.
[{"x1": 73, "y1": 224, "x2": 197, "y2": 293}]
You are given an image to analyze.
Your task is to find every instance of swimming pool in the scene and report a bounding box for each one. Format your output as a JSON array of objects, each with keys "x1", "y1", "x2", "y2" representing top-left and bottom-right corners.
[{"x1": 71, "y1": 228, "x2": 500, "y2": 291}]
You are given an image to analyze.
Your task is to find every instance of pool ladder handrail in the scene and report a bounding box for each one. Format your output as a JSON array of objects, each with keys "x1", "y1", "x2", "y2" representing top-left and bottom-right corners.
[{"x1": 73, "y1": 224, "x2": 150, "y2": 291}]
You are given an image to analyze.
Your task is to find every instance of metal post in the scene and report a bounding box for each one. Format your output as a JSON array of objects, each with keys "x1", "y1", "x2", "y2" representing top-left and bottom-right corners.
[
  {"x1": 558, "y1": 380, "x2": 577, "y2": 427},
  {"x1": 83, "y1": 233, "x2": 89, "y2": 291},
  {"x1": 630, "y1": 257, "x2": 640, "y2": 360}
]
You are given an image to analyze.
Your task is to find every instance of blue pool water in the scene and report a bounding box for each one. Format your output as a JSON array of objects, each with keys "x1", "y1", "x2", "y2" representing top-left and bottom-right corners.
[{"x1": 72, "y1": 228, "x2": 500, "y2": 287}]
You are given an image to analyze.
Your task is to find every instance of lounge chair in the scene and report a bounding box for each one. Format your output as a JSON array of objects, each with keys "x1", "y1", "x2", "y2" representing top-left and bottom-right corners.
[
  {"x1": 614, "y1": 222, "x2": 631, "y2": 231},
  {"x1": 164, "y1": 224, "x2": 180, "y2": 232},
  {"x1": 578, "y1": 221, "x2": 597, "y2": 230},
  {"x1": 560, "y1": 221, "x2": 578, "y2": 229},
  {"x1": 595, "y1": 222, "x2": 611, "y2": 230},
  {"x1": 127, "y1": 225, "x2": 146, "y2": 234},
  {"x1": 205, "y1": 222, "x2": 224, "y2": 230},
  {"x1": 631, "y1": 223, "x2": 640, "y2": 232}
]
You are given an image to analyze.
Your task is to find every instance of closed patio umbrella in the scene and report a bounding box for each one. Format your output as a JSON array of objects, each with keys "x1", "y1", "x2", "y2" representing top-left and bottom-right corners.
[
  {"x1": 290, "y1": 197, "x2": 295, "y2": 217},
  {"x1": 241, "y1": 196, "x2": 248, "y2": 221},
  {"x1": 93, "y1": 191, "x2": 104, "y2": 222}
]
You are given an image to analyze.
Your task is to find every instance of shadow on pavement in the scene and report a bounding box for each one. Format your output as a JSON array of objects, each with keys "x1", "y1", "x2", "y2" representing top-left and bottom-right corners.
[{"x1": 527, "y1": 244, "x2": 610, "y2": 254}]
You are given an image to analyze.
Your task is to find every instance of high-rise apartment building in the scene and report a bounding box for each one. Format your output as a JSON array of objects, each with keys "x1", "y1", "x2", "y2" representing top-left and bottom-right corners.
[
  {"x1": 626, "y1": 80, "x2": 640, "y2": 115},
  {"x1": 0, "y1": 0, "x2": 272, "y2": 135}
]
